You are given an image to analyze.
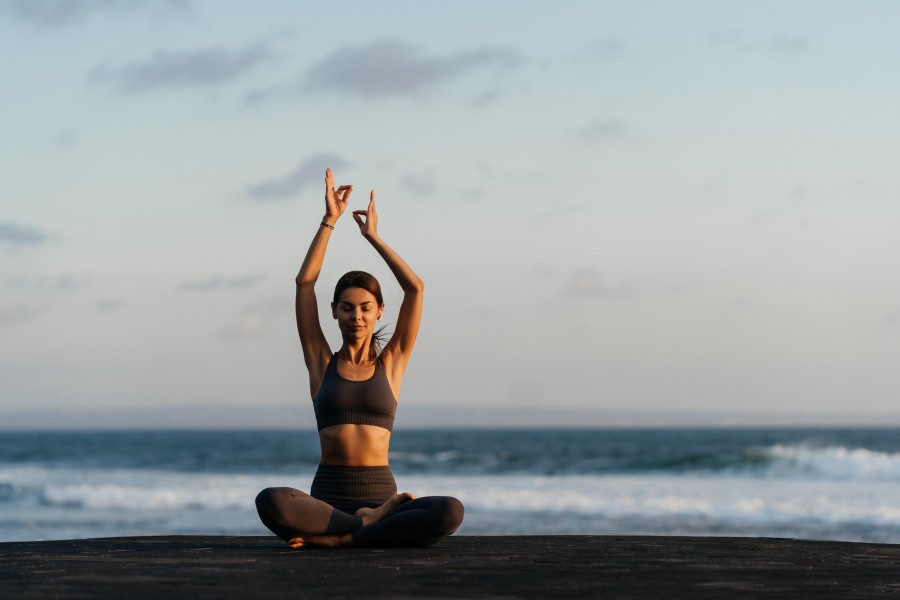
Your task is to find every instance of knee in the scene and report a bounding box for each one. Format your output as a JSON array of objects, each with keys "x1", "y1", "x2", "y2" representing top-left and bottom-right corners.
[
  {"x1": 256, "y1": 487, "x2": 276, "y2": 507},
  {"x1": 437, "y1": 496, "x2": 465, "y2": 534},
  {"x1": 255, "y1": 487, "x2": 289, "y2": 524},
  {"x1": 255, "y1": 488, "x2": 276, "y2": 518}
]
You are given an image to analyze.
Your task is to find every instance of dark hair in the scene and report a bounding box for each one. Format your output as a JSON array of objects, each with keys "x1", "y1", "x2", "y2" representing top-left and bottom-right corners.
[{"x1": 332, "y1": 271, "x2": 390, "y2": 359}]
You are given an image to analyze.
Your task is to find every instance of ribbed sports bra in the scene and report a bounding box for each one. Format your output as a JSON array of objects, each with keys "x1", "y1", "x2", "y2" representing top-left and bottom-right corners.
[{"x1": 313, "y1": 354, "x2": 397, "y2": 432}]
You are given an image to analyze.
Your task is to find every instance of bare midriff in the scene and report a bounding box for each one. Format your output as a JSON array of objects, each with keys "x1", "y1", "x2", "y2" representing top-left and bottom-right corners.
[{"x1": 318, "y1": 424, "x2": 392, "y2": 466}]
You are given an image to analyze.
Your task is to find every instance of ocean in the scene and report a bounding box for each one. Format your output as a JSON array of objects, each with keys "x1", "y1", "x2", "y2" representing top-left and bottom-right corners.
[{"x1": 2, "y1": 428, "x2": 900, "y2": 544}]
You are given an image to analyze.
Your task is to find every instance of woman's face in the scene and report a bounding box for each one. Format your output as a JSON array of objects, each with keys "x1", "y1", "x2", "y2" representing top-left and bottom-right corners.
[{"x1": 332, "y1": 287, "x2": 383, "y2": 340}]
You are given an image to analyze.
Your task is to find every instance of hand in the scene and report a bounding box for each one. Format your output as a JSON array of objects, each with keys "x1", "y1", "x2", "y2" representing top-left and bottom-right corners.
[
  {"x1": 324, "y1": 168, "x2": 352, "y2": 221},
  {"x1": 352, "y1": 191, "x2": 378, "y2": 239}
]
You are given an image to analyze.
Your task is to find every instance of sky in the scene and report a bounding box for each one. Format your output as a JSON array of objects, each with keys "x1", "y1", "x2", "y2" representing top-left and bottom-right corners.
[{"x1": 2, "y1": 0, "x2": 899, "y2": 428}]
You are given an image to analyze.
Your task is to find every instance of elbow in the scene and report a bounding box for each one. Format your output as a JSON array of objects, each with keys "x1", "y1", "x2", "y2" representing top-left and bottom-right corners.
[
  {"x1": 408, "y1": 277, "x2": 425, "y2": 294},
  {"x1": 296, "y1": 275, "x2": 315, "y2": 288}
]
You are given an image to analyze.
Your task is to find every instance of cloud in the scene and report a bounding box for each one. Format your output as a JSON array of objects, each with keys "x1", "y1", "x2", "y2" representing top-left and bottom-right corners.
[
  {"x1": 584, "y1": 37, "x2": 623, "y2": 60},
  {"x1": 0, "y1": 222, "x2": 50, "y2": 246},
  {"x1": 91, "y1": 42, "x2": 271, "y2": 93},
  {"x1": 52, "y1": 130, "x2": 78, "y2": 146},
  {"x1": 707, "y1": 31, "x2": 810, "y2": 55},
  {"x1": 537, "y1": 202, "x2": 586, "y2": 221},
  {"x1": 471, "y1": 87, "x2": 504, "y2": 107},
  {"x1": 2, "y1": 273, "x2": 91, "y2": 292},
  {"x1": 771, "y1": 35, "x2": 809, "y2": 54},
  {"x1": 571, "y1": 119, "x2": 625, "y2": 143},
  {"x1": 707, "y1": 30, "x2": 753, "y2": 51},
  {"x1": 2, "y1": 0, "x2": 188, "y2": 28},
  {"x1": 301, "y1": 39, "x2": 523, "y2": 98},
  {"x1": 456, "y1": 186, "x2": 485, "y2": 202},
  {"x1": 216, "y1": 297, "x2": 288, "y2": 341},
  {"x1": 470, "y1": 81, "x2": 529, "y2": 108},
  {"x1": 565, "y1": 268, "x2": 637, "y2": 298},
  {"x1": 95, "y1": 298, "x2": 124, "y2": 312},
  {"x1": 400, "y1": 170, "x2": 436, "y2": 196},
  {"x1": 0, "y1": 304, "x2": 44, "y2": 324},
  {"x1": 247, "y1": 153, "x2": 348, "y2": 201},
  {"x1": 217, "y1": 313, "x2": 266, "y2": 341},
  {"x1": 176, "y1": 273, "x2": 266, "y2": 292}
]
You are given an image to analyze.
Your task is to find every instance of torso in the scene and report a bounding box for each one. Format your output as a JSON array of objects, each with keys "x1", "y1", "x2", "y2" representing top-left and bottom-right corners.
[
  {"x1": 314, "y1": 355, "x2": 398, "y2": 467},
  {"x1": 318, "y1": 424, "x2": 391, "y2": 466}
]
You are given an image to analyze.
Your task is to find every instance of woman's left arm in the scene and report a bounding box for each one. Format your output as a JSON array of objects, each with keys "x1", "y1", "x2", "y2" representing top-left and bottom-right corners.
[{"x1": 353, "y1": 191, "x2": 424, "y2": 386}]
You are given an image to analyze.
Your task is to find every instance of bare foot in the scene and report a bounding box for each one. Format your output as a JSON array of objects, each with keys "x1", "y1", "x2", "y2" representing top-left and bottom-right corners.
[
  {"x1": 288, "y1": 533, "x2": 352, "y2": 549},
  {"x1": 354, "y1": 492, "x2": 415, "y2": 527}
]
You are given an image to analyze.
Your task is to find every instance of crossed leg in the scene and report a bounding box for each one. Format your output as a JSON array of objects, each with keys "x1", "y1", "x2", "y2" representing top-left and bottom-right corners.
[
  {"x1": 255, "y1": 487, "x2": 463, "y2": 548},
  {"x1": 352, "y1": 495, "x2": 465, "y2": 548},
  {"x1": 255, "y1": 487, "x2": 412, "y2": 544}
]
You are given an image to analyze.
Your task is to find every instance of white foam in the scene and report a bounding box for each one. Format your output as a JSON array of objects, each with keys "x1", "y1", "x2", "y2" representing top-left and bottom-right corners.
[
  {"x1": 762, "y1": 444, "x2": 900, "y2": 480},
  {"x1": 0, "y1": 465, "x2": 312, "y2": 511},
  {"x1": 4, "y1": 465, "x2": 900, "y2": 542},
  {"x1": 399, "y1": 473, "x2": 900, "y2": 528}
]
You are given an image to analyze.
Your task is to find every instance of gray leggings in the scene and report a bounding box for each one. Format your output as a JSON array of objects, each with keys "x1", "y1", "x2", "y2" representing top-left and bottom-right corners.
[{"x1": 255, "y1": 465, "x2": 464, "y2": 548}]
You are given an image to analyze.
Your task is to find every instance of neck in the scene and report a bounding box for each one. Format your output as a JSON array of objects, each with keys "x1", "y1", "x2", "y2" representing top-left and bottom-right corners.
[{"x1": 339, "y1": 338, "x2": 374, "y2": 363}]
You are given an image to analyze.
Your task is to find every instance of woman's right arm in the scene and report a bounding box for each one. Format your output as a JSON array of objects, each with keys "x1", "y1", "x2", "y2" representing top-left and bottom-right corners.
[{"x1": 295, "y1": 168, "x2": 352, "y2": 397}]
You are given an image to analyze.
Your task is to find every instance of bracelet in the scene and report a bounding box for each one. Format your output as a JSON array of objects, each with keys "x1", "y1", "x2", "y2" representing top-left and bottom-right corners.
[{"x1": 320, "y1": 221, "x2": 334, "y2": 230}]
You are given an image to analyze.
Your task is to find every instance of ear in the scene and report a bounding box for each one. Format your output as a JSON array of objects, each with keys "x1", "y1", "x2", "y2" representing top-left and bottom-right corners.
[{"x1": 331, "y1": 302, "x2": 337, "y2": 319}]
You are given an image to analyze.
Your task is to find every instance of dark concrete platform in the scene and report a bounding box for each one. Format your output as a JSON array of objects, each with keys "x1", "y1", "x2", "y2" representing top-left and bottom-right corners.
[{"x1": 2, "y1": 535, "x2": 900, "y2": 599}]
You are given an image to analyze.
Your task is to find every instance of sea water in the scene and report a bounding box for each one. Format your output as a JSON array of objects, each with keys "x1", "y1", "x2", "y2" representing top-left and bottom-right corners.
[{"x1": 2, "y1": 428, "x2": 900, "y2": 543}]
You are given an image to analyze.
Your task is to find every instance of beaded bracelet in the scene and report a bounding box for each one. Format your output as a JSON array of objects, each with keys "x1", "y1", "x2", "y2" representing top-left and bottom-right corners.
[{"x1": 320, "y1": 221, "x2": 334, "y2": 230}]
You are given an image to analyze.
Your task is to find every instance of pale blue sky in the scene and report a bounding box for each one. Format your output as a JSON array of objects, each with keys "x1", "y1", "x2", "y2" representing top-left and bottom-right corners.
[{"x1": 2, "y1": 0, "x2": 899, "y2": 427}]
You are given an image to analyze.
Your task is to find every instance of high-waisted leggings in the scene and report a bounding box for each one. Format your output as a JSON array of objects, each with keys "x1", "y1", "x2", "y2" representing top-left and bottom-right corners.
[{"x1": 255, "y1": 465, "x2": 464, "y2": 548}]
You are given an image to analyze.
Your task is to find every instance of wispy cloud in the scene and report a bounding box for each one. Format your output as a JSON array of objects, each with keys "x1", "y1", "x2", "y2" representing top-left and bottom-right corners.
[
  {"x1": 216, "y1": 297, "x2": 288, "y2": 341},
  {"x1": 571, "y1": 119, "x2": 625, "y2": 143},
  {"x1": 584, "y1": 37, "x2": 623, "y2": 60},
  {"x1": 771, "y1": 35, "x2": 809, "y2": 54},
  {"x1": 176, "y1": 273, "x2": 266, "y2": 292},
  {"x1": 217, "y1": 313, "x2": 266, "y2": 341},
  {"x1": 563, "y1": 268, "x2": 694, "y2": 300},
  {"x1": 565, "y1": 268, "x2": 637, "y2": 298},
  {"x1": 0, "y1": 222, "x2": 51, "y2": 246},
  {"x1": 400, "y1": 170, "x2": 436, "y2": 196},
  {"x1": 471, "y1": 81, "x2": 528, "y2": 108},
  {"x1": 708, "y1": 30, "x2": 810, "y2": 55},
  {"x1": 0, "y1": 303, "x2": 44, "y2": 325},
  {"x1": 52, "y1": 130, "x2": 78, "y2": 147},
  {"x1": 707, "y1": 30, "x2": 752, "y2": 51},
  {"x1": 91, "y1": 42, "x2": 271, "y2": 93},
  {"x1": 2, "y1": 0, "x2": 189, "y2": 28},
  {"x1": 247, "y1": 153, "x2": 348, "y2": 201},
  {"x1": 249, "y1": 39, "x2": 523, "y2": 102},
  {"x1": 95, "y1": 298, "x2": 124, "y2": 312},
  {"x1": 2, "y1": 273, "x2": 91, "y2": 292},
  {"x1": 307, "y1": 40, "x2": 522, "y2": 96},
  {"x1": 536, "y1": 202, "x2": 586, "y2": 222}
]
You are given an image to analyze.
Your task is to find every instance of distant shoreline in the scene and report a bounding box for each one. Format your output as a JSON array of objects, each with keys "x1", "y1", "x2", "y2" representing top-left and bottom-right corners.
[
  {"x1": 2, "y1": 404, "x2": 900, "y2": 430},
  {"x1": 3, "y1": 404, "x2": 900, "y2": 430}
]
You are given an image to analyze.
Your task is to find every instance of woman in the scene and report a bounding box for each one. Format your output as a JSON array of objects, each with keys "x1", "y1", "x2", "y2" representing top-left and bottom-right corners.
[{"x1": 255, "y1": 168, "x2": 464, "y2": 548}]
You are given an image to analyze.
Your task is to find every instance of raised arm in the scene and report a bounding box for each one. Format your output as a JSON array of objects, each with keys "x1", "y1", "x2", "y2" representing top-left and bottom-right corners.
[
  {"x1": 296, "y1": 168, "x2": 352, "y2": 398},
  {"x1": 352, "y1": 191, "x2": 424, "y2": 394}
]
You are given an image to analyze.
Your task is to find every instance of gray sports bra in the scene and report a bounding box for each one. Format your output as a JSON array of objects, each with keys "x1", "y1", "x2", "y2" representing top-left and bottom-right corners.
[{"x1": 313, "y1": 354, "x2": 397, "y2": 432}]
